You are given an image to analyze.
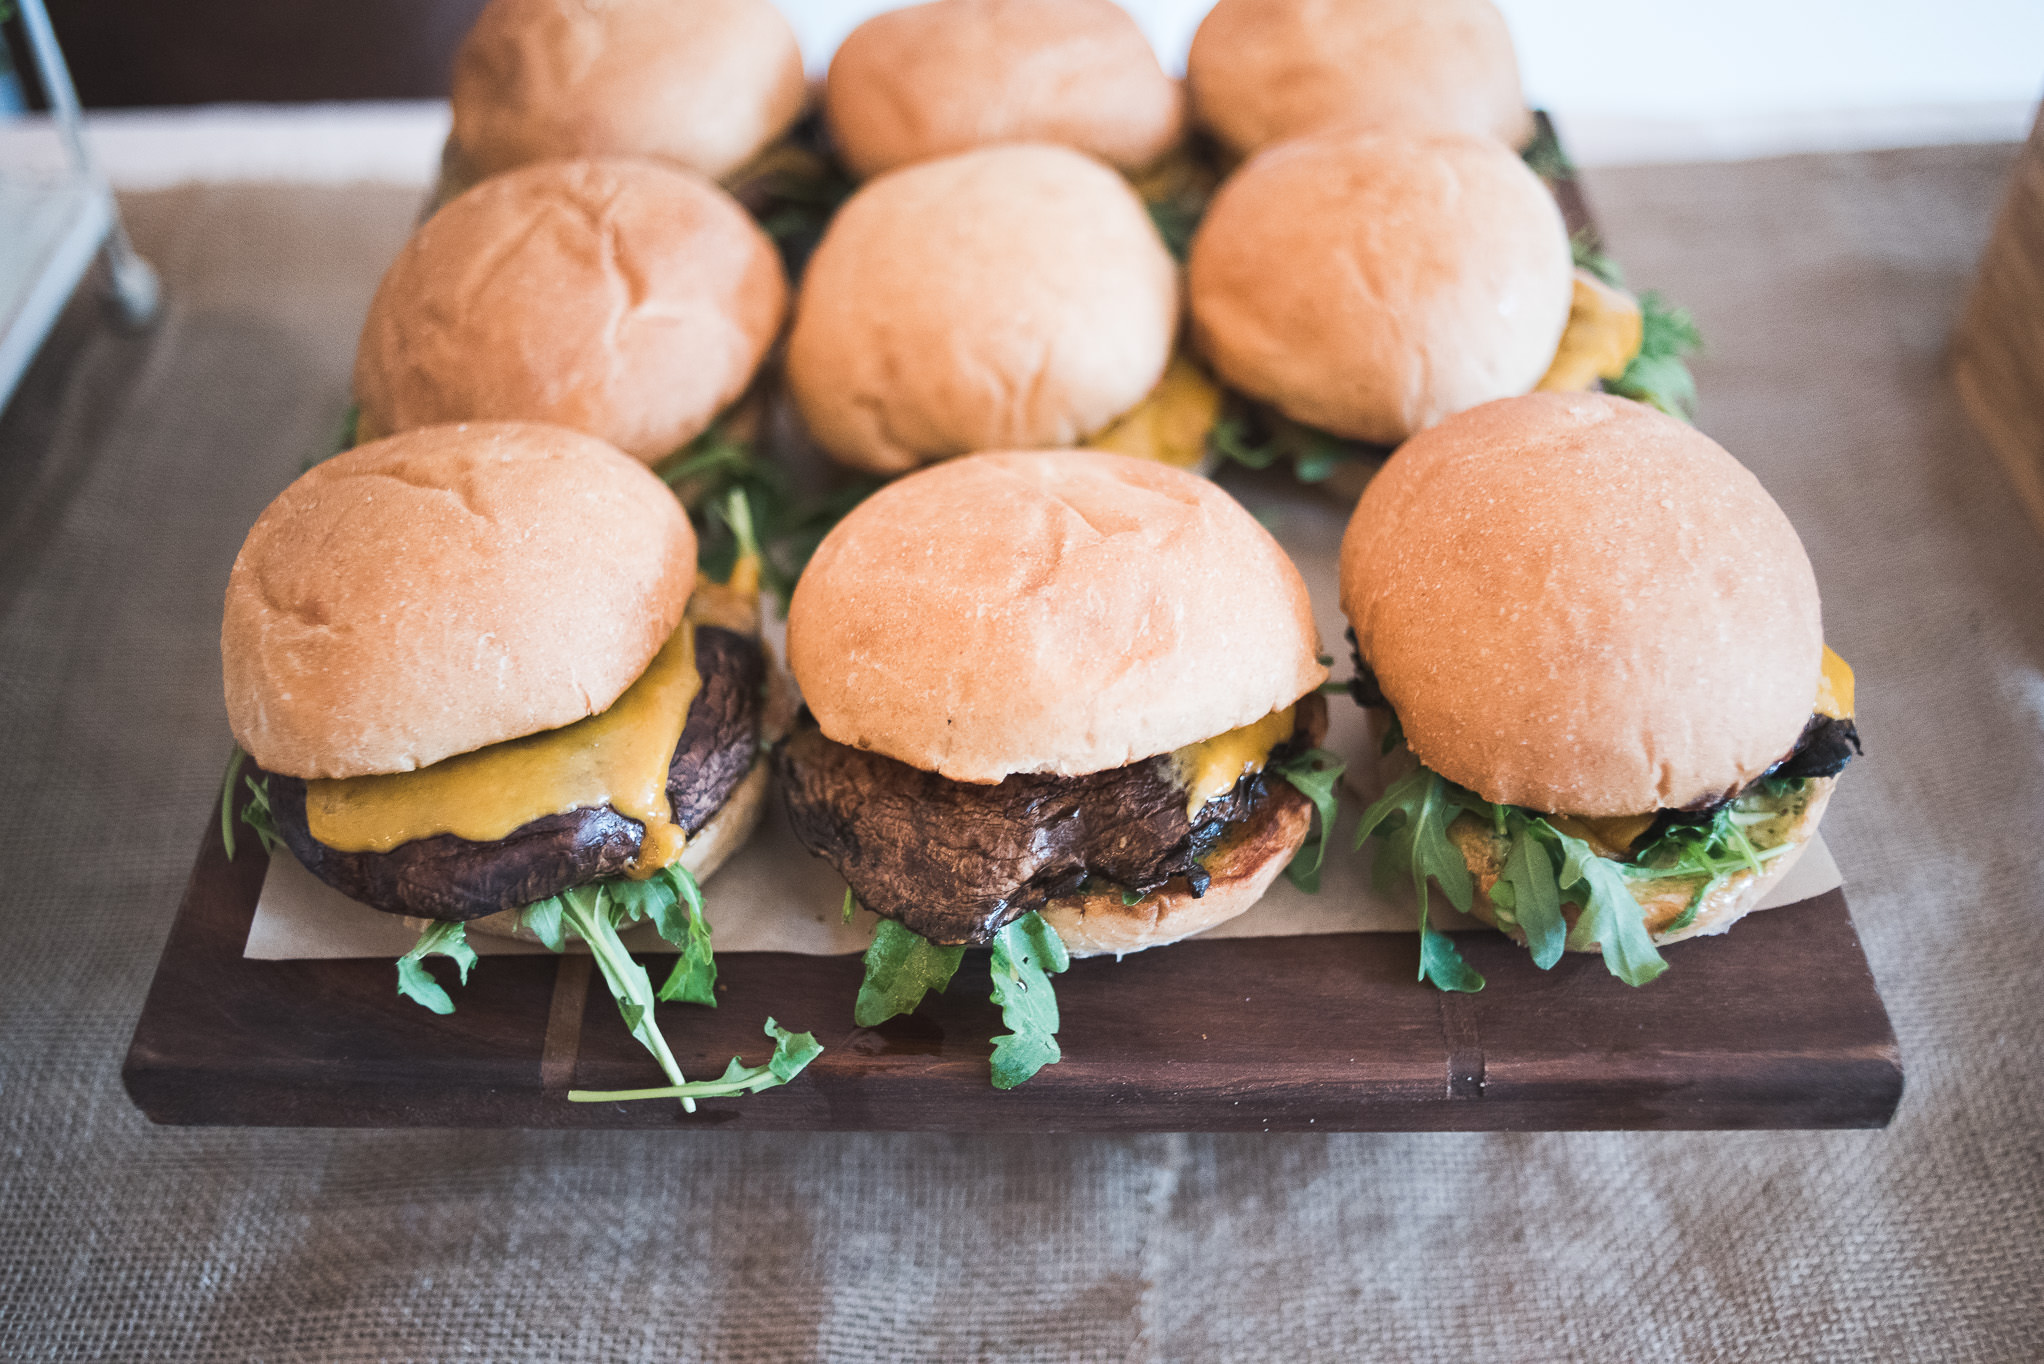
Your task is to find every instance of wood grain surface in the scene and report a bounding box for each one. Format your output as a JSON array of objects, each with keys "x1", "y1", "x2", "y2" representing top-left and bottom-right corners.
[{"x1": 122, "y1": 790, "x2": 1902, "y2": 1132}]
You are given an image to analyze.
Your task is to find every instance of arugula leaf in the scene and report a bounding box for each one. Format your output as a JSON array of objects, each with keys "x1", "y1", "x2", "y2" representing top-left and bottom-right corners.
[
  {"x1": 651, "y1": 865, "x2": 717, "y2": 1006},
  {"x1": 1271, "y1": 747, "x2": 1346, "y2": 892},
  {"x1": 239, "y1": 772, "x2": 281, "y2": 857},
  {"x1": 521, "y1": 895, "x2": 566, "y2": 951},
  {"x1": 1523, "y1": 116, "x2": 1576, "y2": 182},
  {"x1": 395, "y1": 920, "x2": 477, "y2": 1016},
  {"x1": 988, "y1": 912, "x2": 1070, "y2": 1089},
  {"x1": 1553, "y1": 829, "x2": 1668, "y2": 986},
  {"x1": 1493, "y1": 812, "x2": 1567, "y2": 969},
  {"x1": 220, "y1": 747, "x2": 248, "y2": 860},
  {"x1": 1608, "y1": 293, "x2": 1703, "y2": 420},
  {"x1": 554, "y1": 883, "x2": 695, "y2": 1107},
  {"x1": 569, "y1": 1018, "x2": 823, "y2": 1103},
  {"x1": 1352, "y1": 769, "x2": 1483, "y2": 992},
  {"x1": 1209, "y1": 407, "x2": 1380, "y2": 482},
  {"x1": 853, "y1": 919, "x2": 966, "y2": 1027},
  {"x1": 841, "y1": 885, "x2": 857, "y2": 924}
]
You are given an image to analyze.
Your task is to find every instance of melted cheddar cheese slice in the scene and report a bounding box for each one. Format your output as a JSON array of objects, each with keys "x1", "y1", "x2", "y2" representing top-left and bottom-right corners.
[
  {"x1": 1087, "y1": 354, "x2": 1223, "y2": 471},
  {"x1": 1172, "y1": 705, "x2": 1296, "y2": 819},
  {"x1": 305, "y1": 623, "x2": 701, "y2": 861},
  {"x1": 1816, "y1": 645, "x2": 1855, "y2": 719},
  {"x1": 1537, "y1": 269, "x2": 1644, "y2": 394}
]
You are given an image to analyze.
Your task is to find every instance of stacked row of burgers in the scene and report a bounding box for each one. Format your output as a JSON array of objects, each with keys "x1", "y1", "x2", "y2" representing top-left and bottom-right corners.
[{"x1": 220, "y1": 0, "x2": 1861, "y2": 1101}]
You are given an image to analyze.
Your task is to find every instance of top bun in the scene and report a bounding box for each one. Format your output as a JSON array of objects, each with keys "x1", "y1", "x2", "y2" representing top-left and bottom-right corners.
[
  {"x1": 825, "y1": 0, "x2": 1184, "y2": 179},
  {"x1": 353, "y1": 158, "x2": 788, "y2": 465},
  {"x1": 786, "y1": 144, "x2": 1178, "y2": 474},
  {"x1": 789, "y1": 449, "x2": 1327, "y2": 782},
  {"x1": 223, "y1": 422, "x2": 696, "y2": 781},
  {"x1": 1189, "y1": 128, "x2": 1571, "y2": 446},
  {"x1": 451, "y1": 0, "x2": 808, "y2": 182},
  {"x1": 1339, "y1": 393, "x2": 1823, "y2": 816},
  {"x1": 1187, "y1": 0, "x2": 1530, "y2": 156}
]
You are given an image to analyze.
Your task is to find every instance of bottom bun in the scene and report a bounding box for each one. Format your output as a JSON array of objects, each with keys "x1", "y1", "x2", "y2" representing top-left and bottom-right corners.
[
  {"x1": 1450, "y1": 776, "x2": 1836, "y2": 950},
  {"x1": 1042, "y1": 780, "x2": 1312, "y2": 959},
  {"x1": 446, "y1": 754, "x2": 773, "y2": 944}
]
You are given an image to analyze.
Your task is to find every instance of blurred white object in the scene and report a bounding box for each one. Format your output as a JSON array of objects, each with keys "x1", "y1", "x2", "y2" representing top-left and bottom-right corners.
[
  {"x1": 0, "y1": 0, "x2": 2034, "y2": 195},
  {"x1": 0, "y1": 0, "x2": 159, "y2": 409}
]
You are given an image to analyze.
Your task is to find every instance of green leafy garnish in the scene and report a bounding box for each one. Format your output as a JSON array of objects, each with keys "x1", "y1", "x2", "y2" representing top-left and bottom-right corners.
[
  {"x1": 1271, "y1": 747, "x2": 1346, "y2": 892},
  {"x1": 1351, "y1": 738, "x2": 1677, "y2": 988},
  {"x1": 395, "y1": 920, "x2": 477, "y2": 1016},
  {"x1": 1354, "y1": 768, "x2": 1484, "y2": 992},
  {"x1": 1522, "y1": 116, "x2": 1576, "y2": 182},
  {"x1": 1623, "y1": 799, "x2": 1797, "y2": 934},
  {"x1": 220, "y1": 747, "x2": 249, "y2": 859},
  {"x1": 220, "y1": 746, "x2": 281, "y2": 861},
  {"x1": 569, "y1": 1018, "x2": 823, "y2": 1103},
  {"x1": 841, "y1": 885, "x2": 857, "y2": 924},
  {"x1": 988, "y1": 912, "x2": 1070, "y2": 1090},
  {"x1": 1210, "y1": 409, "x2": 1378, "y2": 483},
  {"x1": 853, "y1": 919, "x2": 965, "y2": 1027},
  {"x1": 1570, "y1": 237, "x2": 1703, "y2": 421},
  {"x1": 656, "y1": 426, "x2": 880, "y2": 611},
  {"x1": 1607, "y1": 293, "x2": 1704, "y2": 420}
]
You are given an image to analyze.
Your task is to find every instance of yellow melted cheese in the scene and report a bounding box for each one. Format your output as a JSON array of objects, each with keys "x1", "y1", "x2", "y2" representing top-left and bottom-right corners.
[
  {"x1": 1816, "y1": 645, "x2": 1855, "y2": 720},
  {"x1": 305, "y1": 623, "x2": 701, "y2": 862},
  {"x1": 1537, "y1": 269, "x2": 1645, "y2": 394},
  {"x1": 1172, "y1": 705, "x2": 1296, "y2": 819},
  {"x1": 1087, "y1": 354, "x2": 1223, "y2": 471}
]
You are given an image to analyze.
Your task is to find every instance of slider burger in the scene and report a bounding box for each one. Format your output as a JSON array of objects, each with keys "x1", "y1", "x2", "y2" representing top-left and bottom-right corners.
[
  {"x1": 1187, "y1": 125, "x2": 1676, "y2": 492},
  {"x1": 1186, "y1": 0, "x2": 1532, "y2": 158},
  {"x1": 775, "y1": 449, "x2": 1341, "y2": 1087},
  {"x1": 444, "y1": 0, "x2": 849, "y2": 275},
  {"x1": 1340, "y1": 393, "x2": 1860, "y2": 990},
  {"x1": 448, "y1": 0, "x2": 806, "y2": 188},
  {"x1": 353, "y1": 157, "x2": 788, "y2": 471},
  {"x1": 823, "y1": 0, "x2": 1184, "y2": 180},
  {"x1": 786, "y1": 142, "x2": 1219, "y2": 475},
  {"x1": 221, "y1": 421, "x2": 817, "y2": 1104}
]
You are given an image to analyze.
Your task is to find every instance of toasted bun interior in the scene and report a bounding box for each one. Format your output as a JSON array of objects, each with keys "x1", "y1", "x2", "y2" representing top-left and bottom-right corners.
[
  {"x1": 1189, "y1": 127, "x2": 1571, "y2": 447},
  {"x1": 1043, "y1": 777, "x2": 1313, "y2": 957},
  {"x1": 825, "y1": 0, "x2": 1184, "y2": 179},
  {"x1": 1340, "y1": 393, "x2": 1823, "y2": 815},
  {"x1": 224, "y1": 422, "x2": 696, "y2": 780},
  {"x1": 451, "y1": 0, "x2": 807, "y2": 181},
  {"x1": 353, "y1": 158, "x2": 787, "y2": 465},
  {"x1": 786, "y1": 144, "x2": 1178, "y2": 474},
  {"x1": 1187, "y1": 0, "x2": 1531, "y2": 155},
  {"x1": 788, "y1": 449, "x2": 1327, "y2": 782}
]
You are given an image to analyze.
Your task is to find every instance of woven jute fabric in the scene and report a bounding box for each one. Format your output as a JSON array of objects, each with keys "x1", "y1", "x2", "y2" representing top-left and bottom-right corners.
[{"x1": 2, "y1": 146, "x2": 2040, "y2": 1361}]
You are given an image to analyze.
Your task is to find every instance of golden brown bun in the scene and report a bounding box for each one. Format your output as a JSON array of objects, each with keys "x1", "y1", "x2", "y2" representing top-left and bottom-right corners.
[
  {"x1": 223, "y1": 422, "x2": 696, "y2": 780},
  {"x1": 1188, "y1": 127, "x2": 1571, "y2": 446},
  {"x1": 786, "y1": 144, "x2": 1178, "y2": 474},
  {"x1": 824, "y1": 0, "x2": 1184, "y2": 179},
  {"x1": 788, "y1": 449, "x2": 1327, "y2": 781},
  {"x1": 1187, "y1": 0, "x2": 1531, "y2": 156},
  {"x1": 1044, "y1": 777, "x2": 1312, "y2": 957},
  {"x1": 1340, "y1": 393, "x2": 1824, "y2": 816},
  {"x1": 1451, "y1": 779, "x2": 1835, "y2": 949},
  {"x1": 450, "y1": 0, "x2": 807, "y2": 182},
  {"x1": 353, "y1": 158, "x2": 787, "y2": 464}
]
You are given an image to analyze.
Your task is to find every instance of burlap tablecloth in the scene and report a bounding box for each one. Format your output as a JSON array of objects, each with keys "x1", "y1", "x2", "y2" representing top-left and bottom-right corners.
[{"x1": 2, "y1": 145, "x2": 2039, "y2": 1361}]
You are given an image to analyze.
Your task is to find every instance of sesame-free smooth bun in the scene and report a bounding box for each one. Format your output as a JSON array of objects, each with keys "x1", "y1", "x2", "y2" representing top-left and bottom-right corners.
[
  {"x1": 1189, "y1": 128, "x2": 1571, "y2": 446},
  {"x1": 223, "y1": 422, "x2": 696, "y2": 781},
  {"x1": 825, "y1": 0, "x2": 1184, "y2": 179},
  {"x1": 1339, "y1": 393, "x2": 1824, "y2": 816},
  {"x1": 788, "y1": 450, "x2": 1327, "y2": 782},
  {"x1": 1187, "y1": 0, "x2": 1531, "y2": 155},
  {"x1": 786, "y1": 144, "x2": 1178, "y2": 474},
  {"x1": 451, "y1": 0, "x2": 807, "y2": 181},
  {"x1": 353, "y1": 158, "x2": 787, "y2": 464}
]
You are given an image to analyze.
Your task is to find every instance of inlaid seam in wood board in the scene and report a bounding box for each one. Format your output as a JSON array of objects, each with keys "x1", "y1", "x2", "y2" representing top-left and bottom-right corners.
[
  {"x1": 540, "y1": 954, "x2": 592, "y2": 1093},
  {"x1": 1437, "y1": 993, "x2": 1486, "y2": 1099}
]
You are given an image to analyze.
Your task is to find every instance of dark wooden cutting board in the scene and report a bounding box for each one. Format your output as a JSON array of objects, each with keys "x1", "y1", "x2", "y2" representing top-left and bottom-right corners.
[{"x1": 122, "y1": 793, "x2": 1901, "y2": 1132}]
